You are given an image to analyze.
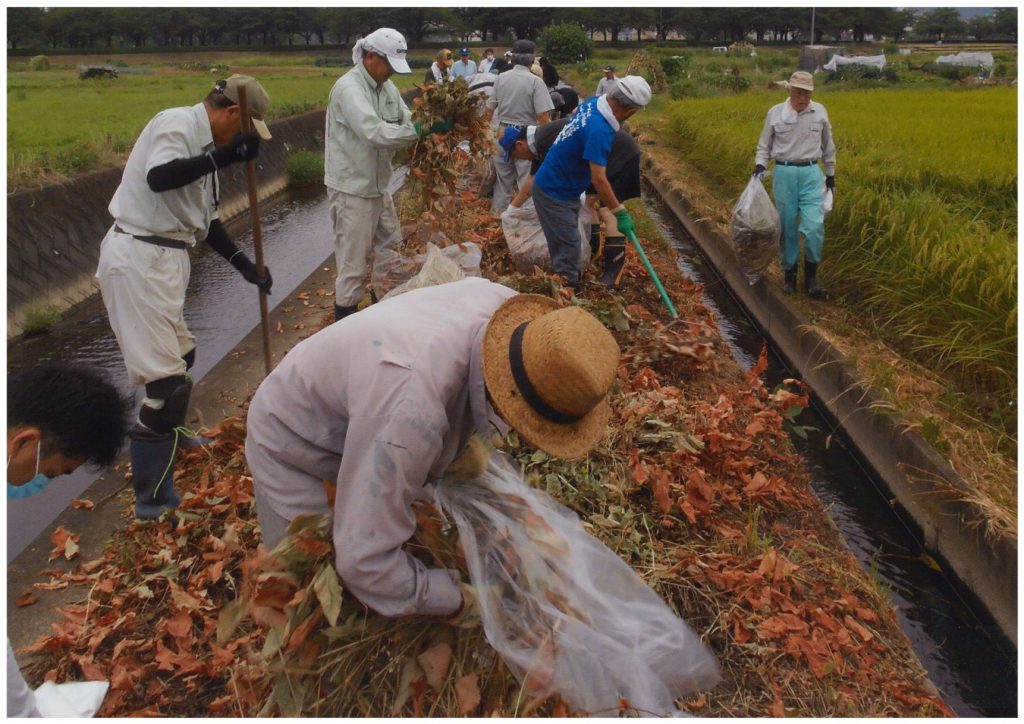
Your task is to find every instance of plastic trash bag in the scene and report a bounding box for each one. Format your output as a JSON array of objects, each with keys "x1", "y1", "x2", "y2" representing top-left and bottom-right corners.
[
  {"x1": 372, "y1": 242, "x2": 482, "y2": 300},
  {"x1": 34, "y1": 681, "x2": 110, "y2": 717},
  {"x1": 823, "y1": 187, "x2": 834, "y2": 215},
  {"x1": 437, "y1": 448, "x2": 720, "y2": 717},
  {"x1": 382, "y1": 243, "x2": 468, "y2": 301},
  {"x1": 730, "y1": 175, "x2": 781, "y2": 285},
  {"x1": 501, "y1": 198, "x2": 592, "y2": 274}
]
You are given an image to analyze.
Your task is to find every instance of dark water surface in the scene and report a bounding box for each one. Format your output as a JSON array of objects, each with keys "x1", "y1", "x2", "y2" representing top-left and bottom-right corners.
[
  {"x1": 7, "y1": 187, "x2": 333, "y2": 560},
  {"x1": 643, "y1": 196, "x2": 1017, "y2": 717}
]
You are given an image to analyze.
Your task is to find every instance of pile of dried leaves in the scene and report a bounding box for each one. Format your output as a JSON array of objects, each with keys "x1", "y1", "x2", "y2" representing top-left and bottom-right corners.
[{"x1": 18, "y1": 158, "x2": 953, "y2": 717}]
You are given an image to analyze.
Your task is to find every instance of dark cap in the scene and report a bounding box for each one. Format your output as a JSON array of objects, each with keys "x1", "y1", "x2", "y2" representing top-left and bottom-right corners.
[
  {"x1": 603, "y1": 64, "x2": 616, "y2": 72},
  {"x1": 512, "y1": 39, "x2": 536, "y2": 54},
  {"x1": 460, "y1": 47, "x2": 470, "y2": 55}
]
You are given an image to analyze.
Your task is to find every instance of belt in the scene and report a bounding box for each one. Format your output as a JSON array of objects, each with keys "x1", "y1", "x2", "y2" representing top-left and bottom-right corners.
[
  {"x1": 115, "y1": 225, "x2": 188, "y2": 250},
  {"x1": 776, "y1": 160, "x2": 818, "y2": 167}
]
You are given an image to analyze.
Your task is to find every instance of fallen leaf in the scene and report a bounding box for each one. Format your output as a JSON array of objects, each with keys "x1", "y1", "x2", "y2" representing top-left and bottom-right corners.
[
  {"x1": 454, "y1": 673, "x2": 481, "y2": 715},
  {"x1": 165, "y1": 610, "x2": 193, "y2": 639},
  {"x1": 416, "y1": 642, "x2": 452, "y2": 692},
  {"x1": 71, "y1": 499, "x2": 95, "y2": 510},
  {"x1": 16, "y1": 590, "x2": 39, "y2": 607},
  {"x1": 49, "y1": 525, "x2": 80, "y2": 561}
]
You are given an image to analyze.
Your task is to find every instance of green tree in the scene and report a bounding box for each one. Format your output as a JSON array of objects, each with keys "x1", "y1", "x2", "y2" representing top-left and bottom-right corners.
[
  {"x1": 968, "y1": 14, "x2": 996, "y2": 41},
  {"x1": 8, "y1": 7, "x2": 44, "y2": 50},
  {"x1": 992, "y1": 8, "x2": 1017, "y2": 40},
  {"x1": 539, "y1": 22, "x2": 593, "y2": 64},
  {"x1": 914, "y1": 8, "x2": 967, "y2": 42}
]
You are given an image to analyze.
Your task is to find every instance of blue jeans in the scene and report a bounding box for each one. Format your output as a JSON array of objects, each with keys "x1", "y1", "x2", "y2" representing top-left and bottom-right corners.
[
  {"x1": 533, "y1": 184, "x2": 582, "y2": 288},
  {"x1": 772, "y1": 164, "x2": 825, "y2": 269}
]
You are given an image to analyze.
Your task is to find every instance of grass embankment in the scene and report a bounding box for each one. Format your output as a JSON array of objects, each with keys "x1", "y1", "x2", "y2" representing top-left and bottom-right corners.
[
  {"x1": 18, "y1": 171, "x2": 949, "y2": 716},
  {"x1": 564, "y1": 51, "x2": 1018, "y2": 527}
]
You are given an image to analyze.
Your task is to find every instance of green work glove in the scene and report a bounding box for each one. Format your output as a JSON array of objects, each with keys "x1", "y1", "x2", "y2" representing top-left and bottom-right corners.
[
  {"x1": 414, "y1": 118, "x2": 454, "y2": 138},
  {"x1": 612, "y1": 207, "x2": 636, "y2": 237}
]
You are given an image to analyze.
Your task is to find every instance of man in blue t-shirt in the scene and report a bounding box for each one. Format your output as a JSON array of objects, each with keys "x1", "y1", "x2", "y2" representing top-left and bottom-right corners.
[{"x1": 532, "y1": 76, "x2": 651, "y2": 290}]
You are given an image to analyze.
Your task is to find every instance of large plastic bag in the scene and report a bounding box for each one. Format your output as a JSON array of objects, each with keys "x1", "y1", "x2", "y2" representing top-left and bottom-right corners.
[
  {"x1": 730, "y1": 175, "x2": 781, "y2": 285},
  {"x1": 501, "y1": 198, "x2": 592, "y2": 274},
  {"x1": 437, "y1": 448, "x2": 720, "y2": 716},
  {"x1": 372, "y1": 242, "x2": 482, "y2": 300},
  {"x1": 382, "y1": 243, "x2": 467, "y2": 301},
  {"x1": 823, "y1": 187, "x2": 834, "y2": 215}
]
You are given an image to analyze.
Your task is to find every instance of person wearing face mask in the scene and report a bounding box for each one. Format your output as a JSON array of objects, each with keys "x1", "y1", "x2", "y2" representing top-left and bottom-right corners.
[{"x1": 7, "y1": 361, "x2": 131, "y2": 716}]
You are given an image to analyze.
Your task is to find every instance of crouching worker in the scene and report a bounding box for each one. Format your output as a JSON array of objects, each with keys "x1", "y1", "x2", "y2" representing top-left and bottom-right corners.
[
  {"x1": 96, "y1": 75, "x2": 274, "y2": 519},
  {"x1": 245, "y1": 277, "x2": 620, "y2": 623},
  {"x1": 8, "y1": 362, "x2": 131, "y2": 716}
]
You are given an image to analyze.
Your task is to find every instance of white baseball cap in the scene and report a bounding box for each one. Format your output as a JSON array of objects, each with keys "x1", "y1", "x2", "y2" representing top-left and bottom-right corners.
[
  {"x1": 615, "y1": 76, "x2": 652, "y2": 108},
  {"x1": 364, "y1": 27, "x2": 411, "y2": 74}
]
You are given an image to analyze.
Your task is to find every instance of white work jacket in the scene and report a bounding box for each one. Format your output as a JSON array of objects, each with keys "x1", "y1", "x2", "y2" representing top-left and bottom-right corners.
[
  {"x1": 324, "y1": 63, "x2": 418, "y2": 198},
  {"x1": 246, "y1": 278, "x2": 518, "y2": 617},
  {"x1": 755, "y1": 99, "x2": 837, "y2": 176}
]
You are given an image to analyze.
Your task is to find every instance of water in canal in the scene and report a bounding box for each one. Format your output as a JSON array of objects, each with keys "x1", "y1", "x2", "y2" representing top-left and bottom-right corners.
[
  {"x1": 642, "y1": 196, "x2": 1017, "y2": 717},
  {"x1": 6, "y1": 186, "x2": 334, "y2": 560}
]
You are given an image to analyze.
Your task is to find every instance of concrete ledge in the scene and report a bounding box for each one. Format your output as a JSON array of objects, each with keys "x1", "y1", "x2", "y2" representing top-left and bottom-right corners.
[{"x1": 642, "y1": 157, "x2": 1017, "y2": 646}]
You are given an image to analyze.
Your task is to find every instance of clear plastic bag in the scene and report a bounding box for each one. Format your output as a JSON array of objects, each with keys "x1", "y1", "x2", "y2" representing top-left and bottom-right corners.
[
  {"x1": 730, "y1": 175, "x2": 781, "y2": 285},
  {"x1": 372, "y1": 242, "x2": 482, "y2": 300},
  {"x1": 438, "y1": 449, "x2": 720, "y2": 716},
  {"x1": 501, "y1": 199, "x2": 592, "y2": 274},
  {"x1": 382, "y1": 243, "x2": 470, "y2": 301},
  {"x1": 823, "y1": 187, "x2": 834, "y2": 215}
]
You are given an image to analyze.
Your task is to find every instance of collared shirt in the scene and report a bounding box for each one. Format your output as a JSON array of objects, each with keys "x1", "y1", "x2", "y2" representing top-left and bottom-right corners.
[
  {"x1": 246, "y1": 277, "x2": 518, "y2": 618},
  {"x1": 487, "y1": 65, "x2": 554, "y2": 126},
  {"x1": 108, "y1": 102, "x2": 216, "y2": 244},
  {"x1": 533, "y1": 95, "x2": 619, "y2": 202},
  {"x1": 595, "y1": 75, "x2": 617, "y2": 97},
  {"x1": 451, "y1": 59, "x2": 476, "y2": 79},
  {"x1": 324, "y1": 63, "x2": 418, "y2": 197},
  {"x1": 477, "y1": 57, "x2": 496, "y2": 74},
  {"x1": 755, "y1": 99, "x2": 836, "y2": 175}
]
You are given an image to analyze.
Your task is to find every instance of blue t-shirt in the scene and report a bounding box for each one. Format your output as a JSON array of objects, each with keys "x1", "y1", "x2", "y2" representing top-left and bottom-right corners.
[{"x1": 533, "y1": 96, "x2": 617, "y2": 202}]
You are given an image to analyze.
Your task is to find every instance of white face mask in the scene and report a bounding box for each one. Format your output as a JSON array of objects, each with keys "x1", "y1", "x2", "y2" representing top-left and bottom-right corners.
[{"x1": 7, "y1": 440, "x2": 54, "y2": 500}]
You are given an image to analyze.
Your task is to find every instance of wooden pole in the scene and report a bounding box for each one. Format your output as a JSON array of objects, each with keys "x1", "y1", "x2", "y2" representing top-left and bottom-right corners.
[{"x1": 236, "y1": 86, "x2": 273, "y2": 375}]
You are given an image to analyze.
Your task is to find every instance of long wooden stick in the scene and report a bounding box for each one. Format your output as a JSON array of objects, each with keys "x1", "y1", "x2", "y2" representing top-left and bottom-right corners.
[{"x1": 237, "y1": 86, "x2": 273, "y2": 375}]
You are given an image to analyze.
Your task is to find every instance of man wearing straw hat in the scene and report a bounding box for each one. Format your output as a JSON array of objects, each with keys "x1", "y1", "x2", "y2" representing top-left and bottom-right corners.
[
  {"x1": 753, "y1": 70, "x2": 836, "y2": 299},
  {"x1": 95, "y1": 74, "x2": 273, "y2": 520},
  {"x1": 326, "y1": 28, "x2": 452, "y2": 322},
  {"x1": 245, "y1": 277, "x2": 620, "y2": 623}
]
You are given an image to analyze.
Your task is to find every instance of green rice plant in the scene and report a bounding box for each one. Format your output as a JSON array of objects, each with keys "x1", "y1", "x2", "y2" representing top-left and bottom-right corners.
[
  {"x1": 286, "y1": 150, "x2": 323, "y2": 188},
  {"x1": 663, "y1": 86, "x2": 1017, "y2": 404}
]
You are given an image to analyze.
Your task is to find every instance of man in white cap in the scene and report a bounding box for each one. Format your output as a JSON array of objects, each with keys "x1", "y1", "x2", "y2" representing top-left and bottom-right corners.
[
  {"x1": 531, "y1": 76, "x2": 652, "y2": 291},
  {"x1": 95, "y1": 74, "x2": 273, "y2": 520},
  {"x1": 486, "y1": 38, "x2": 554, "y2": 213},
  {"x1": 325, "y1": 28, "x2": 451, "y2": 322},
  {"x1": 754, "y1": 70, "x2": 836, "y2": 298},
  {"x1": 245, "y1": 277, "x2": 619, "y2": 623},
  {"x1": 594, "y1": 64, "x2": 617, "y2": 96}
]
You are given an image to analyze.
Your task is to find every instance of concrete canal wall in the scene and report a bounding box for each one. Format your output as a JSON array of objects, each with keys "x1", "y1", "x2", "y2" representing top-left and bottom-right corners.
[{"x1": 6, "y1": 109, "x2": 327, "y2": 338}]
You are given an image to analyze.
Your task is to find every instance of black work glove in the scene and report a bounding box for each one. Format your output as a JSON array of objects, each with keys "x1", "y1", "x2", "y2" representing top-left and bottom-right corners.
[
  {"x1": 209, "y1": 132, "x2": 261, "y2": 168},
  {"x1": 234, "y1": 256, "x2": 273, "y2": 295},
  {"x1": 825, "y1": 175, "x2": 835, "y2": 190},
  {"x1": 753, "y1": 164, "x2": 766, "y2": 177}
]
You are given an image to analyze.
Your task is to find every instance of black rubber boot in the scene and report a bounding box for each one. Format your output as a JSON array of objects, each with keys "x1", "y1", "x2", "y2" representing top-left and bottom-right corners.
[
  {"x1": 783, "y1": 266, "x2": 797, "y2": 295},
  {"x1": 804, "y1": 260, "x2": 825, "y2": 300},
  {"x1": 334, "y1": 304, "x2": 359, "y2": 322},
  {"x1": 130, "y1": 427, "x2": 181, "y2": 520},
  {"x1": 589, "y1": 224, "x2": 602, "y2": 257},
  {"x1": 601, "y1": 238, "x2": 628, "y2": 288}
]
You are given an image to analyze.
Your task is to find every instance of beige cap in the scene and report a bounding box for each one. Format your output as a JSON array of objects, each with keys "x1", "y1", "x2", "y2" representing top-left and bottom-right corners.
[
  {"x1": 788, "y1": 70, "x2": 814, "y2": 92},
  {"x1": 222, "y1": 74, "x2": 272, "y2": 140}
]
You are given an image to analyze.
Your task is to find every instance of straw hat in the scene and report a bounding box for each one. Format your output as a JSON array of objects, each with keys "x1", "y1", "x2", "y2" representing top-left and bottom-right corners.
[{"x1": 483, "y1": 295, "x2": 620, "y2": 460}]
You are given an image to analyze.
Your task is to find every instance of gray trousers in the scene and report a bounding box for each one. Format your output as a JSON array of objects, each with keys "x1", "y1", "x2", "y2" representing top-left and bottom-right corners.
[{"x1": 533, "y1": 184, "x2": 583, "y2": 288}]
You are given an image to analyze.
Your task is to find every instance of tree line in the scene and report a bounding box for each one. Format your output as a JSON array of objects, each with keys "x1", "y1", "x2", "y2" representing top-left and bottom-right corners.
[{"x1": 7, "y1": 7, "x2": 1018, "y2": 52}]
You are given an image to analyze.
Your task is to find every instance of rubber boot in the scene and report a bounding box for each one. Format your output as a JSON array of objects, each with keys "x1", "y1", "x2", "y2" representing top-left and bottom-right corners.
[
  {"x1": 804, "y1": 260, "x2": 825, "y2": 300},
  {"x1": 589, "y1": 224, "x2": 602, "y2": 257},
  {"x1": 601, "y1": 238, "x2": 628, "y2": 288},
  {"x1": 130, "y1": 428, "x2": 181, "y2": 520},
  {"x1": 783, "y1": 266, "x2": 797, "y2": 295},
  {"x1": 334, "y1": 304, "x2": 358, "y2": 323}
]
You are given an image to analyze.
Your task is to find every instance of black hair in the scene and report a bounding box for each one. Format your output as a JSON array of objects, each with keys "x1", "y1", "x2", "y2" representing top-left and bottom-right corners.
[
  {"x1": 204, "y1": 79, "x2": 236, "y2": 109},
  {"x1": 8, "y1": 362, "x2": 131, "y2": 468},
  {"x1": 539, "y1": 56, "x2": 560, "y2": 88},
  {"x1": 484, "y1": 48, "x2": 493, "y2": 54}
]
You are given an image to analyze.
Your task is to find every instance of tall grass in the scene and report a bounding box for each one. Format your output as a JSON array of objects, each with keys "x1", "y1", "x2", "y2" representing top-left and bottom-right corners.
[{"x1": 664, "y1": 86, "x2": 1017, "y2": 403}]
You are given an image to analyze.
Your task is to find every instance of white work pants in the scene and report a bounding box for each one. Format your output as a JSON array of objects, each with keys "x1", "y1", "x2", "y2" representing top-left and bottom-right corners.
[
  {"x1": 491, "y1": 153, "x2": 532, "y2": 213},
  {"x1": 328, "y1": 189, "x2": 403, "y2": 307},
  {"x1": 96, "y1": 227, "x2": 194, "y2": 388}
]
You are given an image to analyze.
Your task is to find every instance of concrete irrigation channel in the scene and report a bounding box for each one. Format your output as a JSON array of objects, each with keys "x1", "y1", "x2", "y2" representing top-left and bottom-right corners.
[{"x1": 5, "y1": 107, "x2": 1016, "y2": 715}]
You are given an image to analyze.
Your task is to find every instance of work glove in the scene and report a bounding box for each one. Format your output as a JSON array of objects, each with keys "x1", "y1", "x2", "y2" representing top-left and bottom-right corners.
[
  {"x1": 825, "y1": 175, "x2": 835, "y2": 190},
  {"x1": 235, "y1": 257, "x2": 273, "y2": 295},
  {"x1": 612, "y1": 207, "x2": 636, "y2": 237},
  {"x1": 209, "y1": 132, "x2": 261, "y2": 168},
  {"x1": 414, "y1": 118, "x2": 454, "y2": 137},
  {"x1": 447, "y1": 582, "x2": 483, "y2": 629},
  {"x1": 753, "y1": 164, "x2": 766, "y2": 177}
]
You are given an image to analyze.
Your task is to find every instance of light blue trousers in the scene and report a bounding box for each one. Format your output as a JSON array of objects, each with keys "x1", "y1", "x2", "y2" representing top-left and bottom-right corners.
[{"x1": 772, "y1": 164, "x2": 825, "y2": 269}]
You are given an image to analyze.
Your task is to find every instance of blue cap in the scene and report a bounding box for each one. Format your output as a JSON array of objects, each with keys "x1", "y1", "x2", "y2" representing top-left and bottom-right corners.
[
  {"x1": 460, "y1": 47, "x2": 470, "y2": 55},
  {"x1": 498, "y1": 125, "x2": 523, "y2": 161}
]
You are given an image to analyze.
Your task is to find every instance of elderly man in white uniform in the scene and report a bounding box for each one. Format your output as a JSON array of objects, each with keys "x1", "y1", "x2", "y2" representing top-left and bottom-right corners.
[
  {"x1": 95, "y1": 74, "x2": 273, "y2": 519},
  {"x1": 324, "y1": 27, "x2": 451, "y2": 322},
  {"x1": 245, "y1": 277, "x2": 620, "y2": 623}
]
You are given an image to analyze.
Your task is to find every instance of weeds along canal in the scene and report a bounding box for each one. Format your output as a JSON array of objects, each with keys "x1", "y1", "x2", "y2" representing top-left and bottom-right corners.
[
  {"x1": 641, "y1": 193, "x2": 1016, "y2": 717},
  {"x1": 6, "y1": 186, "x2": 333, "y2": 561}
]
